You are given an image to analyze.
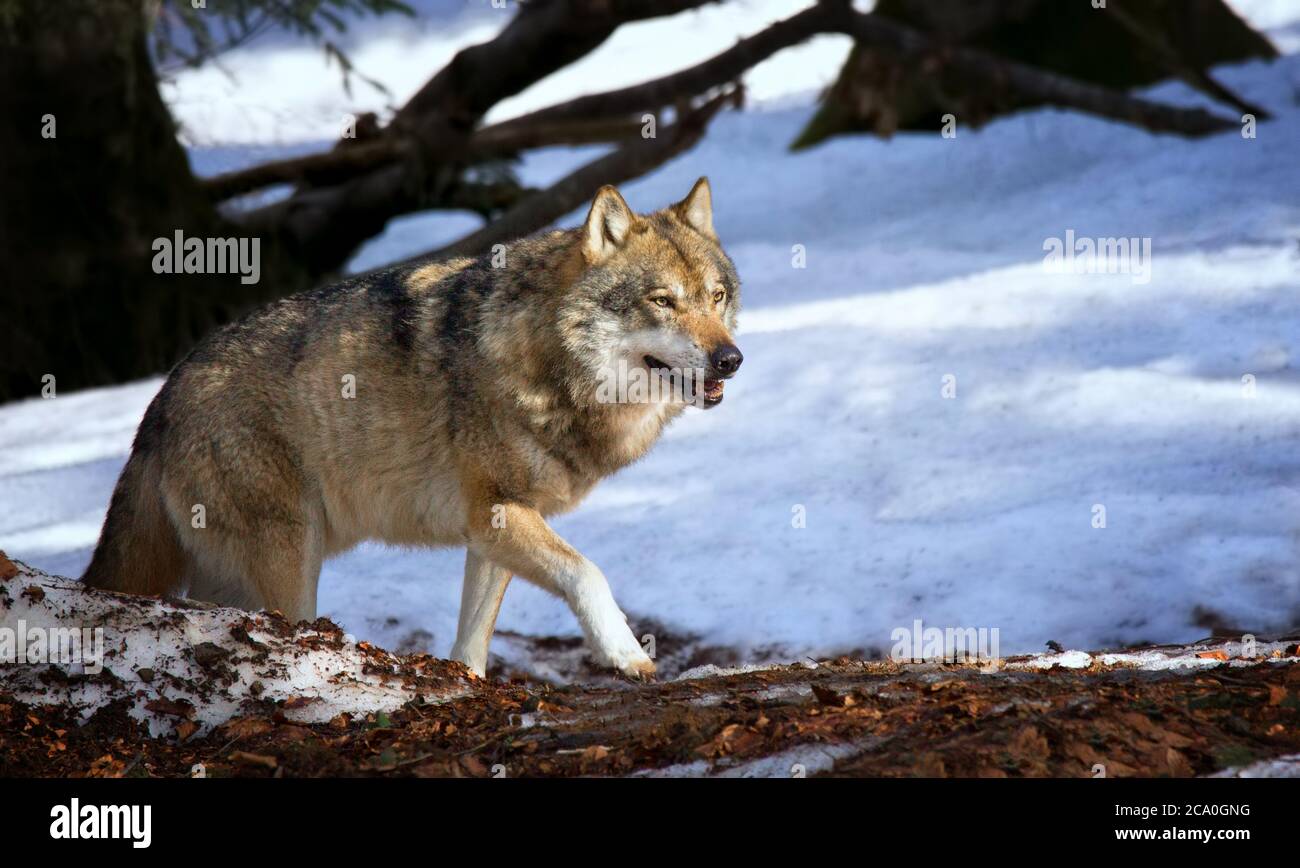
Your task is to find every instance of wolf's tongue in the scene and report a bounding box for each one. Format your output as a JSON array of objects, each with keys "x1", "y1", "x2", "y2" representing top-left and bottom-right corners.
[{"x1": 704, "y1": 379, "x2": 724, "y2": 398}]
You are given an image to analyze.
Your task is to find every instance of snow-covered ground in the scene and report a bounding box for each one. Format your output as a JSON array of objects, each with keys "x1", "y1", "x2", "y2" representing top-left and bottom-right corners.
[{"x1": 3, "y1": 2, "x2": 1300, "y2": 668}]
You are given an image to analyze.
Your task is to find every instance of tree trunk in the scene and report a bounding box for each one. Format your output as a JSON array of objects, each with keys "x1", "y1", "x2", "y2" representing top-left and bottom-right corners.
[{"x1": 0, "y1": 0, "x2": 311, "y2": 403}]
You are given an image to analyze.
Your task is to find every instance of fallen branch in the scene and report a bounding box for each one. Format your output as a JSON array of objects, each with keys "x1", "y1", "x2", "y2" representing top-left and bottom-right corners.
[{"x1": 1106, "y1": 1, "x2": 1271, "y2": 121}]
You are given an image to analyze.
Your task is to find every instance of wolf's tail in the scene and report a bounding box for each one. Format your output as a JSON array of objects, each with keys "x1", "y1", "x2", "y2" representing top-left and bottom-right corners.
[{"x1": 81, "y1": 450, "x2": 185, "y2": 596}]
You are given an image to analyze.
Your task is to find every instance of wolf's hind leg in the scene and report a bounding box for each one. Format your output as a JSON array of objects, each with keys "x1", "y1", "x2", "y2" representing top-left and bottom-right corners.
[
  {"x1": 449, "y1": 550, "x2": 512, "y2": 677},
  {"x1": 180, "y1": 511, "x2": 324, "y2": 623},
  {"x1": 242, "y1": 517, "x2": 323, "y2": 622},
  {"x1": 467, "y1": 502, "x2": 654, "y2": 679},
  {"x1": 184, "y1": 560, "x2": 264, "y2": 612}
]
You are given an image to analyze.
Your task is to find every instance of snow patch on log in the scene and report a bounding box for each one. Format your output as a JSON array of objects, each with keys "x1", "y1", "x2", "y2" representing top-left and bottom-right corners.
[
  {"x1": 636, "y1": 740, "x2": 868, "y2": 778},
  {"x1": 675, "y1": 661, "x2": 815, "y2": 681},
  {"x1": 0, "y1": 559, "x2": 473, "y2": 737},
  {"x1": 1210, "y1": 753, "x2": 1300, "y2": 778},
  {"x1": 1006, "y1": 640, "x2": 1297, "y2": 672}
]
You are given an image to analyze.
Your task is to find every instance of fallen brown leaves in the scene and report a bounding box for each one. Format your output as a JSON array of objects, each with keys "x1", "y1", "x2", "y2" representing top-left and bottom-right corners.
[
  {"x1": 1, "y1": 656, "x2": 1296, "y2": 778},
  {"x1": 0, "y1": 550, "x2": 19, "y2": 581},
  {"x1": 229, "y1": 751, "x2": 278, "y2": 770}
]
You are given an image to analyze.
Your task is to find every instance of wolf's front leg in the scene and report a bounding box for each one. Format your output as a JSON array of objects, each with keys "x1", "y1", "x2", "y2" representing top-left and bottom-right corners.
[
  {"x1": 467, "y1": 503, "x2": 655, "y2": 679},
  {"x1": 449, "y1": 550, "x2": 512, "y2": 677}
]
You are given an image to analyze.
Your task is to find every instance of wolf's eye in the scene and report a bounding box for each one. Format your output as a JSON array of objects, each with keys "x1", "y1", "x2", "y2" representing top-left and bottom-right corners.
[
  {"x1": 651, "y1": 296, "x2": 673, "y2": 308},
  {"x1": 713, "y1": 290, "x2": 726, "y2": 305}
]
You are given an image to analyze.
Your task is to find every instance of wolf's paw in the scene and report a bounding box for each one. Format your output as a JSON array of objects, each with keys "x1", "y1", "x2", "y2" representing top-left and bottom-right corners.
[
  {"x1": 618, "y1": 652, "x2": 657, "y2": 682},
  {"x1": 592, "y1": 639, "x2": 657, "y2": 681}
]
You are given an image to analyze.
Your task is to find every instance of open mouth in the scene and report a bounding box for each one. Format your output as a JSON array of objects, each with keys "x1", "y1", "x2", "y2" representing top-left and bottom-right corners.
[
  {"x1": 643, "y1": 355, "x2": 725, "y2": 407},
  {"x1": 700, "y1": 378, "x2": 724, "y2": 406}
]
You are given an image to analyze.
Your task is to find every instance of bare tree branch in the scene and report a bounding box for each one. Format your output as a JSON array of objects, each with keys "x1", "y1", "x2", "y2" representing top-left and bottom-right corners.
[
  {"x1": 203, "y1": 138, "x2": 403, "y2": 202},
  {"x1": 390, "y1": 0, "x2": 722, "y2": 149},
  {"x1": 484, "y1": 2, "x2": 830, "y2": 131},
  {"x1": 231, "y1": 0, "x2": 721, "y2": 270},
  {"x1": 469, "y1": 116, "x2": 649, "y2": 158},
  {"x1": 392, "y1": 89, "x2": 735, "y2": 267},
  {"x1": 228, "y1": 0, "x2": 1239, "y2": 275},
  {"x1": 236, "y1": 168, "x2": 535, "y2": 271},
  {"x1": 203, "y1": 118, "x2": 645, "y2": 202}
]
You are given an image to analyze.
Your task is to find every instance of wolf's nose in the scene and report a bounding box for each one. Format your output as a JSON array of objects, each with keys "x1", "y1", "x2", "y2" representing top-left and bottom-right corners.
[{"x1": 710, "y1": 344, "x2": 743, "y2": 376}]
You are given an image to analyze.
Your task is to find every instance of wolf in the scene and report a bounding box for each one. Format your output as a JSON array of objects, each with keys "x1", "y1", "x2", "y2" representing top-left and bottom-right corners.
[{"x1": 82, "y1": 178, "x2": 743, "y2": 679}]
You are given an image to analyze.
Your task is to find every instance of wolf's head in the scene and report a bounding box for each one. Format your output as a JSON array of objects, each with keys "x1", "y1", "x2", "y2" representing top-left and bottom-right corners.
[{"x1": 561, "y1": 178, "x2": 742, "y2": 410}]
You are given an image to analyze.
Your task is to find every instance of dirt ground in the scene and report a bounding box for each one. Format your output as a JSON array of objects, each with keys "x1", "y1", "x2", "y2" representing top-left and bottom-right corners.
[{"x1": 5, "y1": 645, "x2": 1298, "y2": 778}]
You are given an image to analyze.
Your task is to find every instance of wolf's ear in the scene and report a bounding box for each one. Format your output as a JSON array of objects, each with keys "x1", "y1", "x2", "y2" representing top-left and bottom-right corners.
[
  {"x1": 582, "y1": 185, "x2": 636, "y2": 263},
  {"x1": 672, "y1": 176, "x2": 715, "y2": 240}
]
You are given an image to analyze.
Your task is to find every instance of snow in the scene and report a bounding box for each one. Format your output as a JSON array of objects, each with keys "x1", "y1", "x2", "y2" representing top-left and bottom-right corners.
[
  {"x1": 676, "y1": 661, "x2": 812, "y2": 681},
  {"x1": 637, "y1": 741, "x2": 866, "y2": 778},
  {"x1": 1211, "y1": 752, "x2": 1300, "y2": 777},
  {"x1": 3, "y1": 2, "x2": 1300, "y2": 671},
  {"x1": 1014, "y1": 650, "x2": 1096, "y2": 670},
  {"x1": 1007, "y1": 641, "x2": 1300, "y2": 672}
]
